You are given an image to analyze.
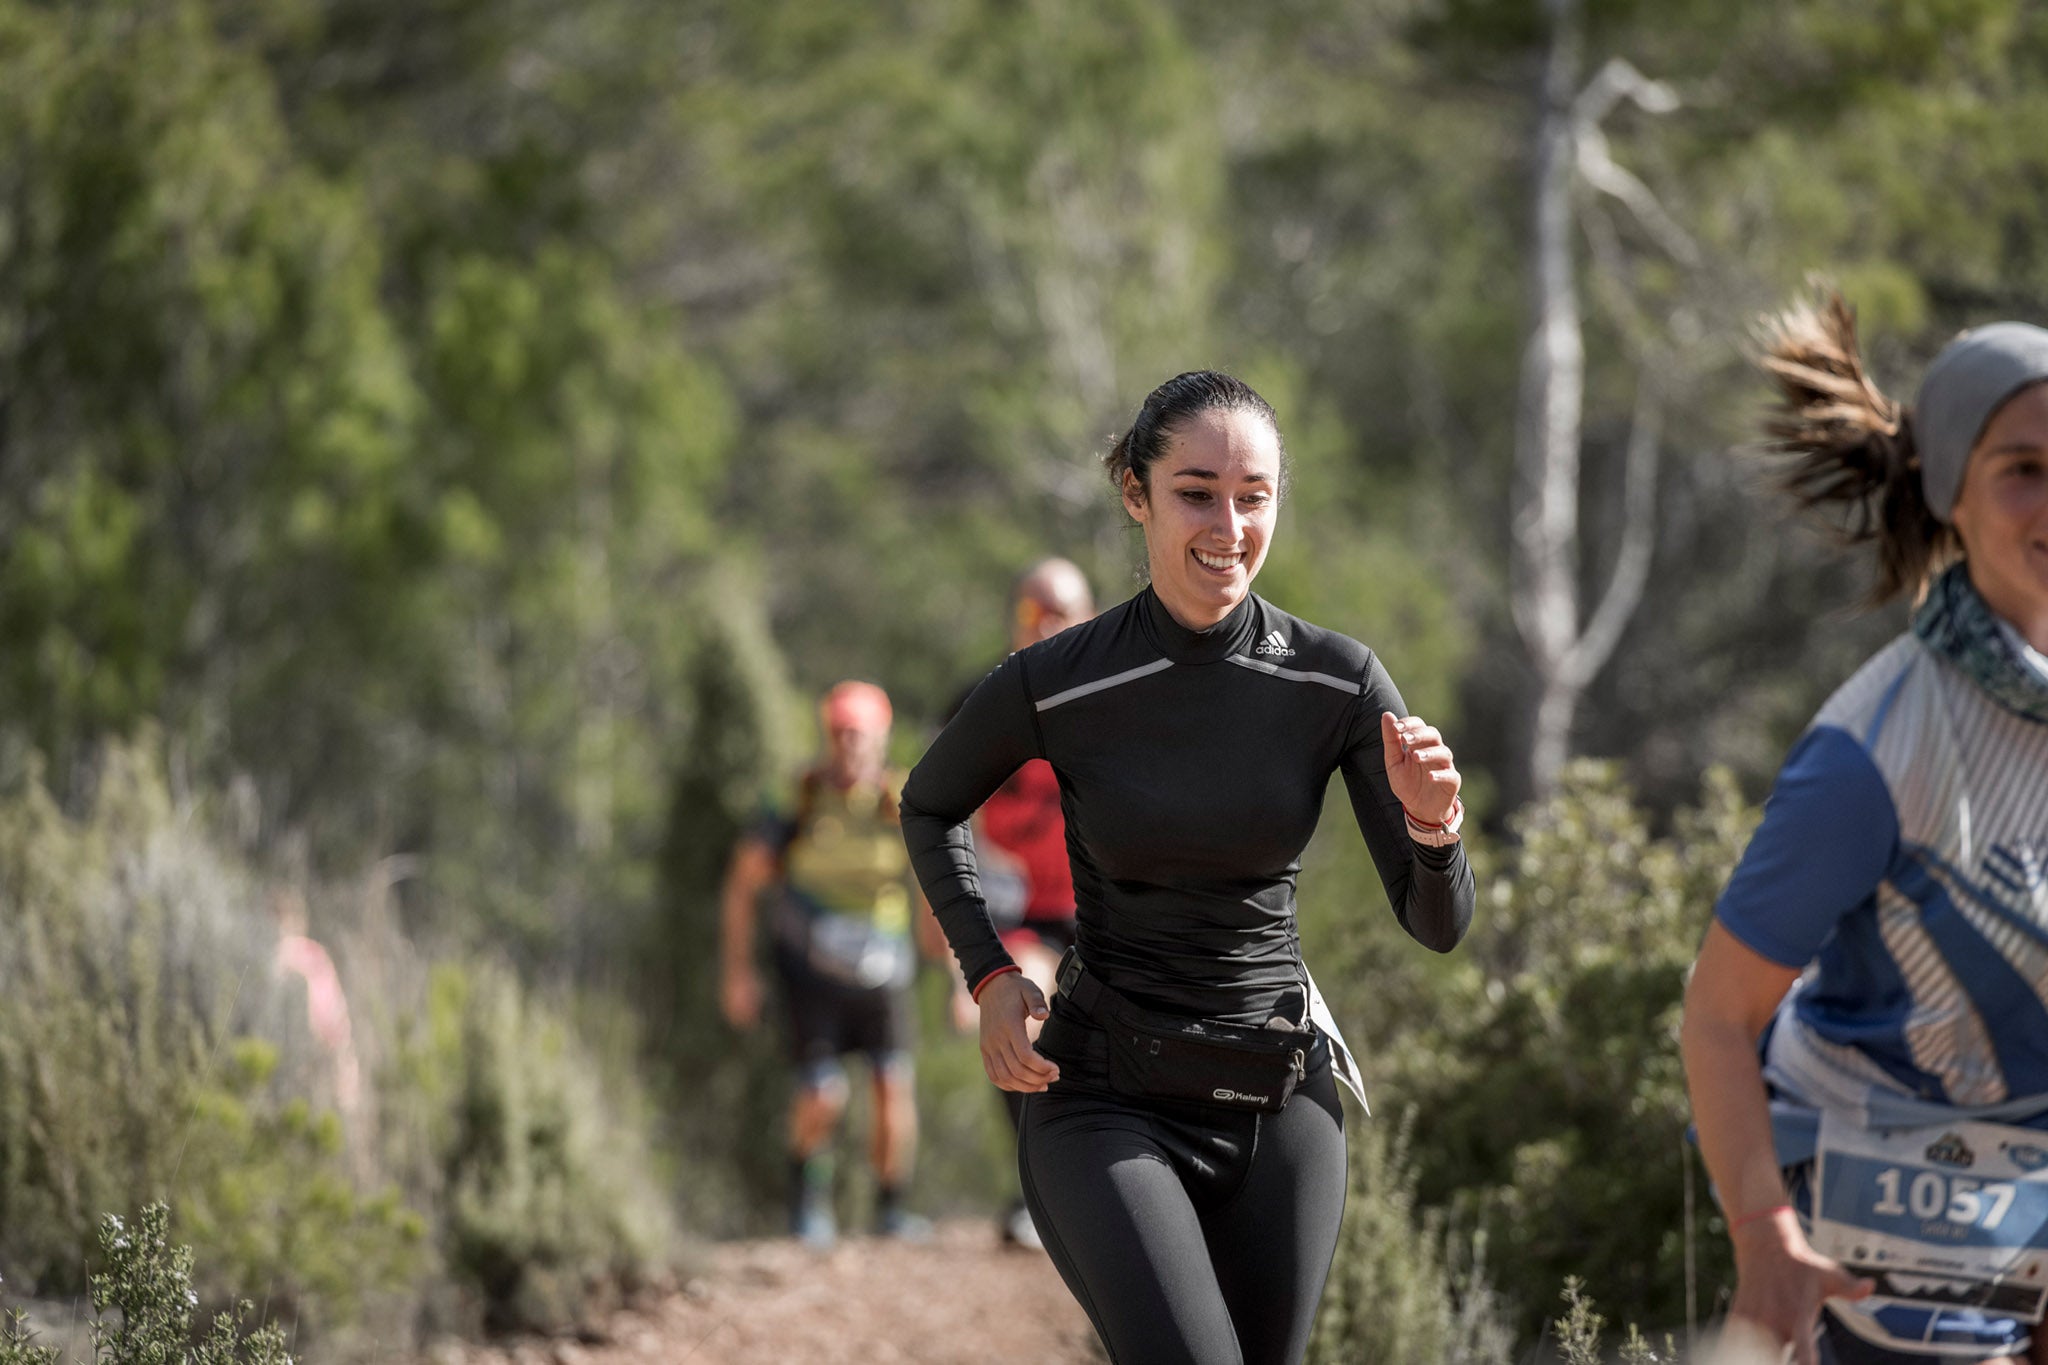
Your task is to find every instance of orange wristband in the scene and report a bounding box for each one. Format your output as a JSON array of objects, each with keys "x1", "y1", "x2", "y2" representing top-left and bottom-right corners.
[
  {"x1": 1728, "y1": 1203, "x2": 1793, "y2": 1233},
  {"x1": 971, "y1": 964, "x2": 1021, "y2": 1003}
]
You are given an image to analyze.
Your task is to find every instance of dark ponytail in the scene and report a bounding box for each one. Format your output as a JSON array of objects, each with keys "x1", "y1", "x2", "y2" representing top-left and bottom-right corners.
[
  {"x1": 1105, "y1": 371, "x2": 1285, "y2": 499},
  {"x1": 1757, "y1": 293, "x2": 1957, "y2": 604}
]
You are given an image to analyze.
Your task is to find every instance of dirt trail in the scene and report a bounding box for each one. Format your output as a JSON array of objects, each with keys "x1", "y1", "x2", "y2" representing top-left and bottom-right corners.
[{"x1": 428, "y1": 1221, "x2": 1101, "y2": 1365}]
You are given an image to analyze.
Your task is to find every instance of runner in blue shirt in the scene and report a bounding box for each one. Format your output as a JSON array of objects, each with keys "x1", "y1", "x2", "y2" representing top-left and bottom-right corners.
[{"x1": 1681, "y1": 296, "x2": 2048, "y2": 1365}]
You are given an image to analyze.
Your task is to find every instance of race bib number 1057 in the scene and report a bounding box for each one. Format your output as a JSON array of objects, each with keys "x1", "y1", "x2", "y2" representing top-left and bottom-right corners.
[{"x1": 1812, "y1": 1114, "x2": 2048, "y2": 1323}]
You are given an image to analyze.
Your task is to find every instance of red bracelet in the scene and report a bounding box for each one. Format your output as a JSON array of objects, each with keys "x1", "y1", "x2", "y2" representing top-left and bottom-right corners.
[
  {"x1": 1402, "y1": 796, "x2": 1463, "y2": 830},
  {"x1": 971, "y1": 964, "x2": 1022, "y2": 1003},
  {"x1": 1728, "y1": 1203, "x2": 1793, "y2": 1233}
]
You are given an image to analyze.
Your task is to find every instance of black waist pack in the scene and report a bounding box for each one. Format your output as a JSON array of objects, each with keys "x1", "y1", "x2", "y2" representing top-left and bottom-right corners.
[{"x1": 1056, "y1": 950, "x2": 1311, "y2": 1114}]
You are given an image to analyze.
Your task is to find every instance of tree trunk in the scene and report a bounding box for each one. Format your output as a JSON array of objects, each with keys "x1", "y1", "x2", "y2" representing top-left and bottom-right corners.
[
  {"x1": 1510, "y1": 0, "x2": 1586, "y2": 802},
  {"x1": 1528, "y1": 669, "x2": 1582, "y2": 809}
]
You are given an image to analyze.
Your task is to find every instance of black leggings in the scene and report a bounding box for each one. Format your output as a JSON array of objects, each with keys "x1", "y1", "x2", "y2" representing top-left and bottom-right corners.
[{"x1": 1017, "y1": 1040, "x2": 1347, "y2": 1365}]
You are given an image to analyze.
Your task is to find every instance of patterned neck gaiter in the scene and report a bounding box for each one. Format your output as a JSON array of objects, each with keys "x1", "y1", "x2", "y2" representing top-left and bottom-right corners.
[{"x1": 1913, "y1": 563, "x2": 2048, "y2": 725}]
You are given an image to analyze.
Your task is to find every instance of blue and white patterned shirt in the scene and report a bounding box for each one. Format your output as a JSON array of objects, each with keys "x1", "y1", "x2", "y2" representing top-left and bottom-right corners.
[{"x1": 1718, "y1": 633, "x2": 2048, "y2": 1131}]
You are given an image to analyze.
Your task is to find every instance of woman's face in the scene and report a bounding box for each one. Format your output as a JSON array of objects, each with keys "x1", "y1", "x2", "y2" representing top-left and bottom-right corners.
[
  {"x1": 1952, "y1": 381, "x2": 2048, "y2": 641},
  {"x1": 1122, "y1": 407, "x2": 1282, "y2": 630}
]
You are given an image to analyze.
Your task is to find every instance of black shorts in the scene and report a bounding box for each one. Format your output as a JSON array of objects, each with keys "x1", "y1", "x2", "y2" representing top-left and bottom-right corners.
[{"x1": 772, "y1": 945, "x2": 913, "y2": 1079}]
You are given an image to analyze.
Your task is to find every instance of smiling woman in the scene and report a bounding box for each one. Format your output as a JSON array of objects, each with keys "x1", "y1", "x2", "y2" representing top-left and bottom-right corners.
[
  {"x1": 900, "y1": 370, "x2": 1474, "y2": 1365},
  {"x1": 1950, "y1": 381, "x2": 2048, "y2": 652},
  {"x1": 1108, "y1": 371, "x2": 1287, "y2": 629},
  {"x1": 1680, "y1": 299, "x2": 2048, "y2": 1365}
]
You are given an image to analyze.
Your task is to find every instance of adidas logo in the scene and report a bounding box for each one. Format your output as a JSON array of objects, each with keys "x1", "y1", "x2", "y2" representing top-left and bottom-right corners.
[{"x1": 1254, "y1": 631, "x2": 1296, "y2": 658}]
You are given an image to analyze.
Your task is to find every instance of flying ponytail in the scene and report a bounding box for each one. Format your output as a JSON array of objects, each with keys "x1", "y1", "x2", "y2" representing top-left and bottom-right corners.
[{"x1": 1757, "y1": 292, "x2": 1957, "y2": 604}]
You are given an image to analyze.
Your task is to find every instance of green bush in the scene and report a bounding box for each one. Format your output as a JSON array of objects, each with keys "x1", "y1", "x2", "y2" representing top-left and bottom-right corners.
[
  {"x1": 1389, "y1": 763, "x2": 1754, "y2": 1341},
  {"x1": 0, "y1": 741, "x2": 681, "y2": 1350},
  {"x1": 642, "y1": 595, "x2": 799, "y2": 1234},
  {"x1": 0, "y1": 1204, "x2": 292, "y2": 1365},
  {"x1": 0, "y1": 744, "x2": 422, "y2": 1331},
  {"x1": 138, "y1": 1038, "x2": 425, "y2": 1337},
  {"x1": 0, "y1": 1310, "x2": 53, "y2": 1365},
  {"x1": 1551, "y1": 1278, "x2": 1675, "y2": 1365},
  {"x1": 1309, "y1": 1115, "x2": 1514, "y2": 1365},
  {"x1": 381, "y1": 961, "x2": 677, "y2": 1332}
]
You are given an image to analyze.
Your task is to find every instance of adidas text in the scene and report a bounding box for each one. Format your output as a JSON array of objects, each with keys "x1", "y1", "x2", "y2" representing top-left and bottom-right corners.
[{"x1": 1254, "y1": 631, "x2": 1296, "y2": 657}]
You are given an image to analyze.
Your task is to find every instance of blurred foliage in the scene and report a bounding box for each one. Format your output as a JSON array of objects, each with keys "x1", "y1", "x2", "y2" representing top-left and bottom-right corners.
[
  {"x1": 0, "y1": 743, "x2": 674, "y2": 1353},
  {"x1": 0, "y1": 0, "x2": 732, "y2": 968},
  {"x1": 0, "y1": 744, "x2": 422, "y2": 1336},
  {"x1": 1309, "y1": 1115, "x2": 1515, "y2": 1365},
  {"x1": 1310, "y1": 762, "x2": 1755, "y2": 1341},
  {"x1": 4, "y1": 0, "x2": 2045, "y2": 891},
  {"x1": 382, "y1": 962, "x2": 674, "y2": 1333},
  {"x1": 11, "y1": 0, "x2": 2037, "y2": 942},
  {"x1": 5, "y1": 0, "x2": 2048, "y2": 1354},
  {"x1": 1549, "y1": 1277, "x2": 1673, "y2": 1365},
  {"x1": 1415, "y1": 764, "x2": 1751, "y2": 1339},
  {"x1": 641, "y1": 588, "x2": 799, "y2": 1232}
]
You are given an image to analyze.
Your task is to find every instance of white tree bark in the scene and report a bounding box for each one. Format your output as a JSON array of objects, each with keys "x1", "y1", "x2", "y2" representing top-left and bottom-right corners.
[{"x1": 1510, "y1": 0, "x2": 1685, "y2": 800}]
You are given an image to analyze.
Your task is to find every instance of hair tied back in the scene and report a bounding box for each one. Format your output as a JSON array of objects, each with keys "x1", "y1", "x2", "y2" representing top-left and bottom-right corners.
[{"x1": 1756, "y1": 290, "x2": 1952, "y2": 603}]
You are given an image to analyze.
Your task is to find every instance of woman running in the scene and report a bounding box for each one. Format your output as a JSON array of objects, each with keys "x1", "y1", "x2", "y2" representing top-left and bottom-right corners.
[
  {"x1": 902, "y1": 371, "x2": 1474, "y2": 1364},
  {"x1": 1682, "y1": 297, "x2": 2048, "y2": 1365}
]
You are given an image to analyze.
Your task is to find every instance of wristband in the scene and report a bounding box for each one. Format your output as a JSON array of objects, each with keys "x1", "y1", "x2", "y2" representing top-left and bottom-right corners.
[
  {"x1": 1728, "y1": 1203, "x2": 1793, "y2": 1234},
  {"x1": 1405, "y1": 796, "x2": 1464, "y2": 846},
  {"x1": 970, "y1": 964, "x2": 1022, "y2": 1003}
]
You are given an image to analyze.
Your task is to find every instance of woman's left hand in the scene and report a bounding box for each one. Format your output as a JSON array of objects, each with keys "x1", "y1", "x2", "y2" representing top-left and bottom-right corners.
[{"x1": 1381, "y1": 711, "x2": 1460, "y2": 825}]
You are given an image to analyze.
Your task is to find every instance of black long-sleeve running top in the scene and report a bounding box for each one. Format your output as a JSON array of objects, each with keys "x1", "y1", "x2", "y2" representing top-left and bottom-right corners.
[{"x1": 901, "y1": 587, "x2": 1474, "y2": 1024}]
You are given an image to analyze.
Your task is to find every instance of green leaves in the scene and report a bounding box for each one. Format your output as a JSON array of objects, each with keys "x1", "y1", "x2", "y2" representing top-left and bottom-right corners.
[
  {"x1": 1340, "y1": 763, "x2": 1755, "y2": 1340},
  {"x1": 0, "y1": 0, "x2": 749, "y2": 967},
  {"x1": 0, "y1": 1307, "x2": 59, "y2": 1365},
  {"x1": 0, "y1": 745, "x2": 423, "y2": 1329},
  {"x1": 391, "y1": 962, "x2": 676, "y2": 1332},
  {"x1": 1309, "y1": 1115, "x2": 1515, "y2": 1365},
  {"x1": 8, "y1": 6, "x2": 2048, "y2": 1352},
  {"x1": 87, "y1": 1204, "x2": 294, "y2": 1365}
]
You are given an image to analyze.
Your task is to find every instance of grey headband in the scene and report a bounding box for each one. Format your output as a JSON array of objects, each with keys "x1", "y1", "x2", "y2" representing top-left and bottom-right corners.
[{"x1": 1913, "y1": 320, "x2": 2048, "y2": 520}]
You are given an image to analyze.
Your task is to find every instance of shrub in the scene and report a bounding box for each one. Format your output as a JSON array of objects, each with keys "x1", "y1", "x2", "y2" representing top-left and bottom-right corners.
[
  {"x1": 0, "y1": 1307, "x2": 55, "y2": 1365},
  {"x1": 0, "y1": 741, "x2": 680, "y2": 1350},
  {"x1": 0, "y1": 743, "x2": 421, "y2": 1331},
  {"x1": 642, "y1": 593, "x2": 798, "y2": 1234},
  {"x1": 1309, "y1": 1115, "x2": 1514, "y2": 1365},
  {"x1": 0, "y1": 1204, "x2": 291, "y2": 1365},
  {"x1": 136, "y1": 1038, "x2": 425, "y2": 1336},
  {"x1": 1390, "y1": 762, "x2": 1753, "y2": 1340},
  {"x1": 380, "y1": 961, "x2": 678, "y2": 1333},
  {"x1": 1551, "y1": 1279, "x2": 1678, "y2": 1365}
]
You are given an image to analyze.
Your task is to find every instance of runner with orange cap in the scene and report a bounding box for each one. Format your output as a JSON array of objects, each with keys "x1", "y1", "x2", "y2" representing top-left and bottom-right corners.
[{"x1": 719, "y1": 680, "x2": 941, "y2": 1246}]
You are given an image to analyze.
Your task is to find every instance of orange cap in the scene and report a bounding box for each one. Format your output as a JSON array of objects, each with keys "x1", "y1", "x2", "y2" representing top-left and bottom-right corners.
[{"x1": 819, "y1": 680, "x2": 892, "y2": 734}]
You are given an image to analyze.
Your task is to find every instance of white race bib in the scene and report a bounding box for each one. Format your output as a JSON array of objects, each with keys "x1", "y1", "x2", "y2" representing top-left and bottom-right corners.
[{"x1": 1812, "y1": 1113, "x2": 2048, "y2": 1323}]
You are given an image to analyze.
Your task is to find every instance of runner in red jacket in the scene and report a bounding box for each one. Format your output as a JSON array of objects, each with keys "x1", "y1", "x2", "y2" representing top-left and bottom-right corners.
[{"x1": 954, "y1": 558, "x2": 1094, "y2": 1249}]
